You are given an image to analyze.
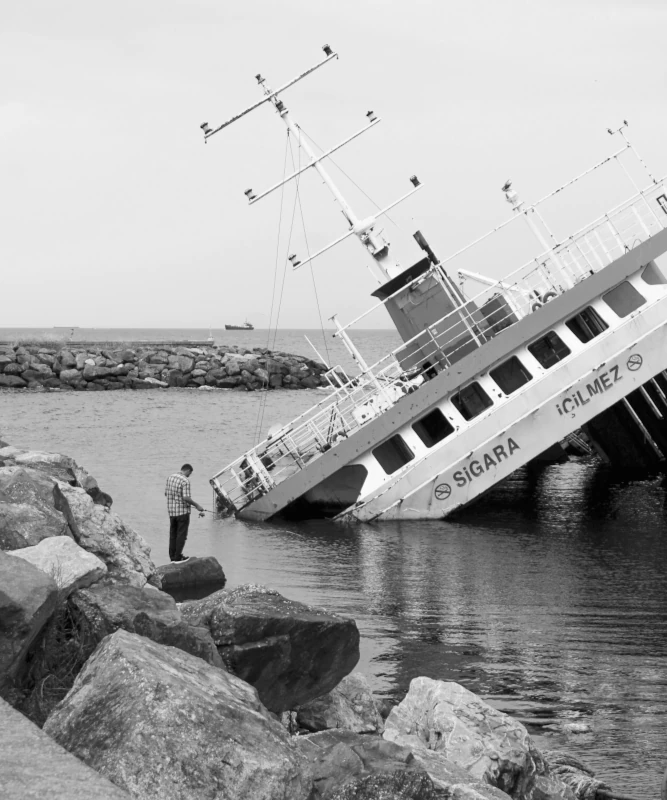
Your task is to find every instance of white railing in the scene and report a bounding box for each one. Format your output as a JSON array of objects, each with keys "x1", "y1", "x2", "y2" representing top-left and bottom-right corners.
[{"x1": 211, "y1": 179, "x2": 667, "y2": 514}]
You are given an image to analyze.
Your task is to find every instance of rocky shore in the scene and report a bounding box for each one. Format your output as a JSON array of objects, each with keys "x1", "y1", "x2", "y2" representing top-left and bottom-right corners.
[
  {"x1": 0, "y1": 439, "x2": 611, "y2": 800},
  {"x1": 0, "y1": 343, "x2": 330, "y2": 391}
]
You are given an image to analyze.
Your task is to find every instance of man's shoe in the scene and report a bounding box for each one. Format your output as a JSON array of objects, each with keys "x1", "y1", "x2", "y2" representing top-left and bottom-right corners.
[{"x1": 177, "y1": 555, "x2": 191, "y2": 562}]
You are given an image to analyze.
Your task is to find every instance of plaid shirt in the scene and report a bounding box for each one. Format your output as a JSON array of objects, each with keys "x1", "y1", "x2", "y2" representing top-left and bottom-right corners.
[{"x1": 165, "y1": 473, "x2": 191, "y2": 517}]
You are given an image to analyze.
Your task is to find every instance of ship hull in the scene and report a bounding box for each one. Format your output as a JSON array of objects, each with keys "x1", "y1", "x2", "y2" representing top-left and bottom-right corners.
[{"x1": 336, "y1": 296, "x2": 667, "y2": 522}]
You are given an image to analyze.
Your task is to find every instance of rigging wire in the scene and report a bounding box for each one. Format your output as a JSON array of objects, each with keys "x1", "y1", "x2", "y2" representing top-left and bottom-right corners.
[
  {"x1": 292, "y1": 144, "x2": 332, "y2": 367},
  {"x1": 253, "y1": 131, "x2": 289, "y2": 446},
  {"x1": 253, "y1": 134, "x2": 302, "y2": 444},
  {"x1": 297, "y1": 125, "x2": 400, "y2": 229}
]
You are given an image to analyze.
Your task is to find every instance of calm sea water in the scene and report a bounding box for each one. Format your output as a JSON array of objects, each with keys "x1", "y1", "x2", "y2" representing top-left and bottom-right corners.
[{"x1": 1, "y1": 329, "x2": 666, "y2": 795}]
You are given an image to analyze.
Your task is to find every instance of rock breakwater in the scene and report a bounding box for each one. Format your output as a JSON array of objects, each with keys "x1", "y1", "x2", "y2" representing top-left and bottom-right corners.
[
  {"x1": 0, "y1": 437, "x2": 612, "y2": 800},
  {"x1": 0, "y1": 343, "x2": 329, "y2": 391}
]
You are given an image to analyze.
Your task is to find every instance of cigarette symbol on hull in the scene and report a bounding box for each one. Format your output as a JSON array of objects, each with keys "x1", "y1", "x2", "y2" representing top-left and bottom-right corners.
[
  {"x1": 627, "y1": 354, "x2": 643, "y2": 371},
  {"x1": 434, "y1": 483, "x2": 451, "y2": 500}
]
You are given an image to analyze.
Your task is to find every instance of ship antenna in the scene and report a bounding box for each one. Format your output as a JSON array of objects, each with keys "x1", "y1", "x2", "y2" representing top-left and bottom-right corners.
[{"x1": 201, "y1": 45, "x2": 423, "y2": 282}]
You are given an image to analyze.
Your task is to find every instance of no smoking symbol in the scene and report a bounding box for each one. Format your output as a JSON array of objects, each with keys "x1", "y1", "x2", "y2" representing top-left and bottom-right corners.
[
  {"x1": 434, "y1": 483, "x2": 451, "y2": 500},
  {"x1": 627, "y1": 354, "x2": 643, "y2": 371}
]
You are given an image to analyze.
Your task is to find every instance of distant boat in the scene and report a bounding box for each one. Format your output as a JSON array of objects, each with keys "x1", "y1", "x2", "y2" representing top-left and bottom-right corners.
[{"x1": 225, "y1": 321, "x2": 254, "y2": 331}]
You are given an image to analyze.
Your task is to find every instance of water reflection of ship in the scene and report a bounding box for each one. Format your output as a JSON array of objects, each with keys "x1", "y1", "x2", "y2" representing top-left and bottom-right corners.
[{"x1": 225, "y1": 320, "x2": 254, "y2": 331}]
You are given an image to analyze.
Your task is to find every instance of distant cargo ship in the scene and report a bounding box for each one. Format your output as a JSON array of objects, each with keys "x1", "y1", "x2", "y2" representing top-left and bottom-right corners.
[{"x1": 225, "y1": 321, "x2": 254, "y2": 331}]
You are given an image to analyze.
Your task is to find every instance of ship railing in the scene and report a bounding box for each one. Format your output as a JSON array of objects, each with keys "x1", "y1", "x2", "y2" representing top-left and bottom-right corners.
[
  {"x1": 210, "y1": 178, "x2": 667, "y2": 514},
  {"x1": 210, "y1": 357, "x2": 416, "y2": 511},
  {"x1": 548, "y1": 181, "x2": 667, "y2": 284}
]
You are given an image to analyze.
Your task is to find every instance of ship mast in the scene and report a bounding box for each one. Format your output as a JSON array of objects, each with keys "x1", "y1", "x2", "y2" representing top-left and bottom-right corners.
[{"x1": 200, "y1": 45, "x2": 422, "y2": 283}]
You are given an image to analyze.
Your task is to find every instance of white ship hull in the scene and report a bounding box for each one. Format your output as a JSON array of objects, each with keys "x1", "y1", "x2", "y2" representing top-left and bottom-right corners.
[
  {"x1": 337, "y1": 291, "x2": 667, "y2": 521},
  {"x1": 204, "y1": 48, "x2": 667, "y2": 525}
]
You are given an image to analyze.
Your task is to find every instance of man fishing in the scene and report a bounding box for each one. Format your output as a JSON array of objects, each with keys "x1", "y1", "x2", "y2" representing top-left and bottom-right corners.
[{"x1": 165, "y1": 463, "x2": 205, "y2": 562}]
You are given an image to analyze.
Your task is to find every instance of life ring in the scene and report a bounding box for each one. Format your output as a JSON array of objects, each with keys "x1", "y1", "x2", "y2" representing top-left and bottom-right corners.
[
  {"x1": 542, "y1": 291, "x2": 557, "y2": 302},
  {"x1": 531, "y1": 301, "x2": 542, "y2": 312}
]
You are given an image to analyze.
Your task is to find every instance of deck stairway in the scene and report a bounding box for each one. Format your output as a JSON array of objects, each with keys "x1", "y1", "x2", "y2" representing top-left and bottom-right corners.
[{"x1": 211, "y1": 180, "x2": 667, "y2": 521}]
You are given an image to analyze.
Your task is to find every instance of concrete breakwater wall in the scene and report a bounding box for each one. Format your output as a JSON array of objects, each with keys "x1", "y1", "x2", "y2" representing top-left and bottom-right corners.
[{"x1": 0, "y1": 343, "x2": 330, "y2": 391}]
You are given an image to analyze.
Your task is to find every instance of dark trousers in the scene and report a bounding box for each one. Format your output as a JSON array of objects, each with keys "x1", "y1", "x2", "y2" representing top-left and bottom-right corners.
[{"x1": 169, "y1": 514, "x2": 190, "y2": 561}]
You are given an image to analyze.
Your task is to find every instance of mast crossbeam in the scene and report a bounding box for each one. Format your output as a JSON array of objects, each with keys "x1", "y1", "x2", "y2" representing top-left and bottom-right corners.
[
  {"x1": 249, "y1": 118, "x2": 381, "y2": 205},
  {"x1": 201, "y1": 49, "x2": 338, "y2": 140}
]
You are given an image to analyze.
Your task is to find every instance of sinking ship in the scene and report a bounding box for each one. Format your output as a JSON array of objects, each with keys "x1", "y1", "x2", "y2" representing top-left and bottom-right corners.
[{"x1": 202, "y1": 45, "x2": 667, "y2": 522}]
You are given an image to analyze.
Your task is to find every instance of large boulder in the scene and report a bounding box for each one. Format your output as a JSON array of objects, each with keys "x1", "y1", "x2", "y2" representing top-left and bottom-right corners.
[
  {"x1": 53, "y1": 482, "x2": 156, "y2": 587},
  {"x1": 0, "y1": 466, "x2": 70, "y2": 550},
  {"x1": 296, "y1": 729, "x2": 445, "y2": 800},
  {"x1": 156, "y1": 555, "x2": 226, "y2": 596},
  {"x1": 181, "y1": 584, "x2": 360, "y2": 712},
  {"x1": 0, "y1": 551, "x2": 58, "y2": 688},
  {"x1": 69, "y1": 582, "x2": 223, "y2": 667},
  {"x1": 0, "y1": 446, "x2": 80, "y2": 484},
  {"x1": 296, "y1": 672, "x2": 384, "y2": 734},
  {"x1": 384, "y1": 679, "x2": 574, "y2": 800},
  {"x1": 44, "y1": 629, "x2": 310, "y2": 800},
  {"x1": 7, "y1": 536, "x2": 107, "y2": 596}
]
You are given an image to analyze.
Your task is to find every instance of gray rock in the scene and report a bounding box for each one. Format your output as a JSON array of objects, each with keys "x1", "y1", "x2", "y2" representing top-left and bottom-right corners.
[
  {"x1": 0, "y1": 355, "x2": 14, "y2": 372},
  {"x1": 166, "y1": 368, "x2": 187, "y2": 387},
  {"x1": 53, "y1": 482, "x2": 156, "y2": 587},
  {"x1": 82, "y1": 364, "x2": 112, "y2": 380},
  {"x1": 0, "y1": 466, "x2": 70, "y2": 550},
  {"x1": 3, "y1": 363, "x2": 25, "y2": 376},
  {"x1": 156, "y1": 555, "x2": 226, "y2": 591},
  {"x1": 295, "y1": 729, "x2": 444, "y2": 800},
  {"x1": 384, "y1": 678, "x2": 574, "y2": 800},
  {"x1": 181, "y1": 584, "x2": 360, "y2": 712},
  {"x1": 296, "y1": 672, "x2": 384, "y2": 734},
  {"x1": 168, "y1": 354, "x2": 194, "y2": 373},
  {"x1": 0, "y1": 550, "x2": 58, "y2": 687},
  {"x1": 59, "y1": 350, "x2": 77, "y2": 368},
  {"x1": 44, "y1": 629, "x2": 310, "y2": 800},
  {"x1": 7, "y1": 537, "x2": 107, "y2": 596},
  {"x1": 0, "y1": 696, "x2": 132, "y2": 800},
  {"x1": 0, "y1": 375, "x2": 27, "y2": 388},
  {"x1": 69, "y1": 582, "x2": 223, "y2": 667},
  {"x1": 59, "y1": 369, "x2": 82, "y2": 384}
]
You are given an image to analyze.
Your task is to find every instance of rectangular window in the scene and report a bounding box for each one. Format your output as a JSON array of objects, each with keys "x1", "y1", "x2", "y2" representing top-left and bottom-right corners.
[
  {"x1": 528, "y1": 331, "x2": 571, "y2": 369},
  {"x1": 603, "y1": 281, "x2": 646, "y2": 318},
  {"x1": 490, "y1": 356, "x2": 532, "y2": 395},
  {"x1": 451, "y1": 382, "x2": 493, "y2": 421},
  {"x1": 373, "y1": 435, "x2": 414, "y2": 475},
  {"x1": 565, "y1": 307, "x2": 608, "y2": 343},
  {"x1": 412, "y1": 408, "x2": 454, "y2": 448}
]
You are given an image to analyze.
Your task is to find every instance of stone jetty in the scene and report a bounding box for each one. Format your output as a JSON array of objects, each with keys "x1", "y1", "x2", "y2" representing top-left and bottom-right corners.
[
  {"x1": 0, "y1": 438, "x2": 610, "y2": 800},
  {"x1": 0, "y1": 343, "x2": 330, "y2": 391}
]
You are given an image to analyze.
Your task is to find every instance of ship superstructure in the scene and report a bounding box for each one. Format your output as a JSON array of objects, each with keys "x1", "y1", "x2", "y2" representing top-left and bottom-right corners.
[{"x1": 203, "y1": 46, "x2": 667, "y2": 522}]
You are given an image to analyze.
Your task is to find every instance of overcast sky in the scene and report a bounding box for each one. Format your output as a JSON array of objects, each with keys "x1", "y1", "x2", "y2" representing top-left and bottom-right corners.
[{"x1": 2, "y1": 0, "x2": 666, "y2": 330}]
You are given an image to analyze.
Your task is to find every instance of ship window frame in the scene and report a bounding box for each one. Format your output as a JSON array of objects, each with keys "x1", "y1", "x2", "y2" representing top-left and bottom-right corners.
[
  {"x1": 527, "y1": 331, "x2": 571, "y2": 369},
  {"x1": 489, "y1": 356, "x2": 532, "y2": 395},
  {"x1": 373, "y1": 435, "x2": 414, "y2": 475},
  {"x1": 602, "y1": 281, "x2": 646, "y2": 318},
  {"x1": 565, "y1": 306, "x2": 608, "y2": 343},
  {"x1": 451, "y1": 382, "x2": 493, "y2": 421},
  {"x1": 412, "y1": 408, "x2": 454, "y2": 448}
]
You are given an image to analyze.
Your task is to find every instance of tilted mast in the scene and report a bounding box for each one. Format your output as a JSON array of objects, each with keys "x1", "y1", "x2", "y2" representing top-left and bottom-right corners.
[{"x1": 200, "y1": 44, "x2": 422, "y2": 282}]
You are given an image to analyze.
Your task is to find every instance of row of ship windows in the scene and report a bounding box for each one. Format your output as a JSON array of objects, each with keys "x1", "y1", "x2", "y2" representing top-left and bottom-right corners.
[{"x1": 372, "y1": 280, "x2": 648, "y2": 475}]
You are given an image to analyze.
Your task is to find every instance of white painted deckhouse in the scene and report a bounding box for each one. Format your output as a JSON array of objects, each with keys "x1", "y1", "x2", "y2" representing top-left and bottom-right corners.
[{"x1": 204, "y1": 45, "x2": 667, "y2": 523}]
